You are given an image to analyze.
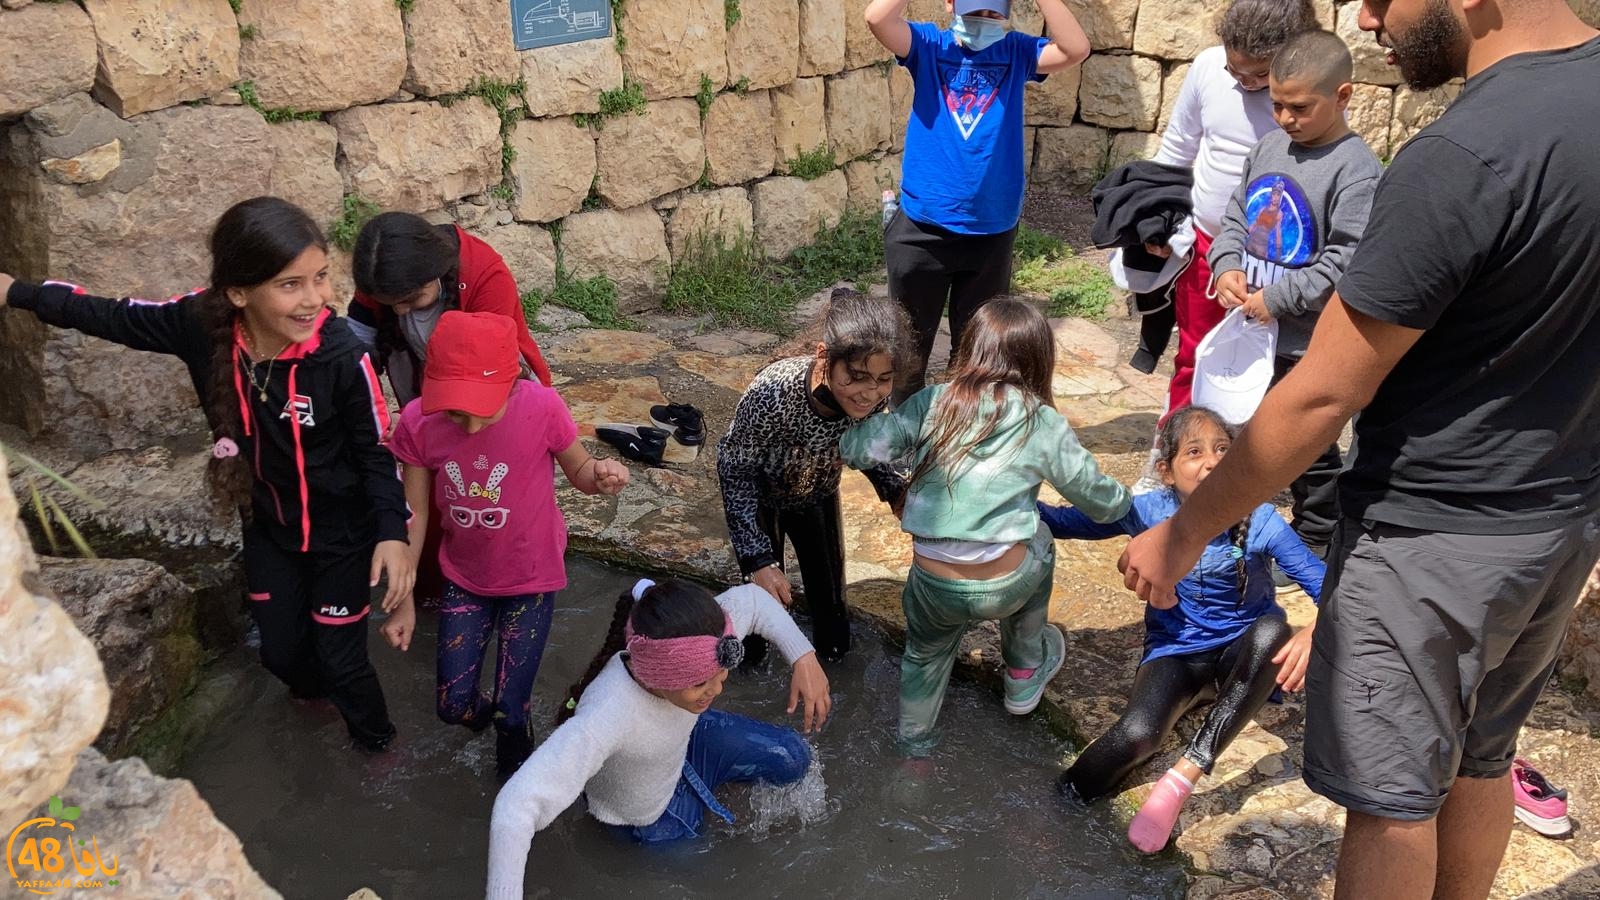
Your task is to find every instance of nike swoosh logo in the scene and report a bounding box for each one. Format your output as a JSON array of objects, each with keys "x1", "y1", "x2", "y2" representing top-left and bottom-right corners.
[{"x1": 482, "y1": 370, "x2": 498, "y2": 377}]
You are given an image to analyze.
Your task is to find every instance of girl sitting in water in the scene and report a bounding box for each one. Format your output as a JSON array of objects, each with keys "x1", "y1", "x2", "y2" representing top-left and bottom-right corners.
[
  {"x1": 840, "y1": 298, "x2": 1131, "y2": 753},
  {"x1": 1042, "y1": 404, "x2": 1323, "y2": 853},
  {"x1": 485, "y1": 579, "x2": 830, "y2": 899}
]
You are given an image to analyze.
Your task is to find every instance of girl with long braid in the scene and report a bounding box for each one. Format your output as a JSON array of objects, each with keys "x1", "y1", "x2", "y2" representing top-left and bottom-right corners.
[{"x1": 1039, "y1": 405, "x2": 1324, "y2": 852}]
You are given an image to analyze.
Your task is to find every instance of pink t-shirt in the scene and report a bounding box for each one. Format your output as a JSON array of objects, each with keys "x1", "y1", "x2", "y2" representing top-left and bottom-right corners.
[{"x1": 390, "y1": 380, "x2": 579, "y2": 596}]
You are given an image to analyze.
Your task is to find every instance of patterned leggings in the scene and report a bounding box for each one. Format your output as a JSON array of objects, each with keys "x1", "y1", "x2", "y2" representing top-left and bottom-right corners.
[{"x1": 436, "y1": 580, "x2": 554, "y2": 734}]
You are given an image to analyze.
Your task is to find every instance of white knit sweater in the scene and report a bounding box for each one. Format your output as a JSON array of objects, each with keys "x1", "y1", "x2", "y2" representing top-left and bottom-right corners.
[{"x1": 484, "y1": 584, "x2": 815, "y2": 900}]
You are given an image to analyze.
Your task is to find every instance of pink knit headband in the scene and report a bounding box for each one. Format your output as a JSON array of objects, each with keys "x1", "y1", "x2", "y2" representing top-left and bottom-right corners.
[{"x1": 624, "y1": 579, "x2": 744, "y2": 691}]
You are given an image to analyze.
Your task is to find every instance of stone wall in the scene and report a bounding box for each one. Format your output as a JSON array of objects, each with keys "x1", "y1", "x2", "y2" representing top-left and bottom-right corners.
[{"x1": 2, "y1": 0, "x2": 1599, "y2": 456}]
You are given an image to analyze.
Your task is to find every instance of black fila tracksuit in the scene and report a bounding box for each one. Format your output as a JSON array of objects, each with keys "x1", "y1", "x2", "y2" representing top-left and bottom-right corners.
[{"x1": 9, "y1": 280, "x2": 409, "y2": 749}]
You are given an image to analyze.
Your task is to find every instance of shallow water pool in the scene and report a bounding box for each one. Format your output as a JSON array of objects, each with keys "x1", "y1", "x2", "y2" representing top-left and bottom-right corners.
[{"x1": 179, "y1": 557, "x2": 1185, "y2": 899}]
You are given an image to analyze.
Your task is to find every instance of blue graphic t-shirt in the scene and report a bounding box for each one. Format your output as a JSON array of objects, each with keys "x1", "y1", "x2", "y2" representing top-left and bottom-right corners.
[{"x1": 898, "y1": 22, "x2": 1050, "y2": 235}]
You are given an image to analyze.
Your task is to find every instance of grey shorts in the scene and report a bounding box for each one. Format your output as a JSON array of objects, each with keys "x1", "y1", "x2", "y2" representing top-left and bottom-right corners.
[{"x1": 1302, "y1": 515, "x2": 1600, "y2": 821}]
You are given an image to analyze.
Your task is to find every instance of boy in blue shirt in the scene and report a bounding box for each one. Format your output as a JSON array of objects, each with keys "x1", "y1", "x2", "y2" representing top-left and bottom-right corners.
[{"x1": 866, "y1": 0, "x2": 1090, "y2": 402}]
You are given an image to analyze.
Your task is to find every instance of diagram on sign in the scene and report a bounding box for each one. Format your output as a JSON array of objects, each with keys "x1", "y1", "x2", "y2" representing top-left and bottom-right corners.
[{"x1": 517, "y1": 0, "x2": 607, "y2": 46}]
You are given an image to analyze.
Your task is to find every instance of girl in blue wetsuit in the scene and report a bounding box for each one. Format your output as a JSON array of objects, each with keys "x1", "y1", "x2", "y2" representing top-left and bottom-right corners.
[{"x1": 1039, "y1": 405, "x2": 1324, "y2": 853}]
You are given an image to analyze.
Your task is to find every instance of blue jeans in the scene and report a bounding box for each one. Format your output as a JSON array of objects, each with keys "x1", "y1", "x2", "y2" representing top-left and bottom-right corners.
[
  {"x1": 435, "y1": 581, "x2": 554, "y2": 733},
  {"x1": 626, "y1": 709, "x2": 812, "y2": 843}
]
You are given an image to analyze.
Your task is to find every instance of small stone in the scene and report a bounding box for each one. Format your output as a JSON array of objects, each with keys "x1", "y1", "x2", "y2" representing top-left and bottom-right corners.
[
  {"x1": 40, "y1": 138, "x2": 121, "y2": 185},
  {"x1": 1254, "y1": 753, "x2": 1287, "y2": 777}
]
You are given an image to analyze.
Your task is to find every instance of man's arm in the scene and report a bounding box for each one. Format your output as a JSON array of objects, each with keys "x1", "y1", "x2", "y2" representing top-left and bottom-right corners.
[
  {"x1": 1118, "y1": 295, "x2": 1423, "y2": 606},
  {"x1": 864, "y1": 0, "x2": 913, "y2": 59},
  {"x1": 1035, "y1": 0, "x2": 1091, "y2": 73}
]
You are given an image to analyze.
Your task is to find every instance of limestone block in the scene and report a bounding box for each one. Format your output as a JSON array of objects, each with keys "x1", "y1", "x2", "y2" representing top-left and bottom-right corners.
[
  {"x1": 619, "y1": 0, "x2": 727, "y2": 100},
  {"x1": 1346, "y1": 83, "x2": 1393, "y2": 160},
  {"x1": 267, "y1": 120, "x2": 342, "y2": 228},
  {"x1": 595, "y1": 98, "x2": 704, "y2": 209},
  {"x1": 705, "y1": 90, "x2": 776, "y2": 186},
  {"x1": 1064, "y1": 0, "x2": 1140, "y2": 51},
  {"x1": 1009, "y1": 0, "x2": 1045, "y2": 36},
  {"x1": 1025, "y1": 64, "x2": 1080, "y2": 126},
  {"x1": 1133, "y1": 0, "x2": 1231, "y2": 61},
  {"x1": 1390, "y1": 81, "x2": 1462, "y2": 151},
  {"x1": 331, "y1": 100, "x2": 501, "y2": 212},
  {"x1": 41, "y1": 749, "x2": 283, "y2": 898},
  {"x1": 237, "y1": 0, "x2": 406, "y2": 112},
  {"x1": 728, "y1": 0, "x2": 801, "y2": 91},
  {"x1": 40, "y1": 139, "x2": 121, "y2": 185},
  {"x1": 1336, "y1": 2, "x2": 1401, "y2": 86},
  {"x1": 82, "y1": 0, "x2": 240, "y2": 117},
  {"x1": 888, "y1": 66, "x2": 913, "y2": 152},
  {"x1": 1574, "y1": 0, "x2": 1600, "y2": 27},
  {"x1": 469, "y1": 221, "x2": 557, "y2": 294},
  {"x1": 843, "y1": 0, "x2": 893, "y2": 68},
  {"x1": 1558, "y1": 569, "x2": 1600, "y2": 702},
  {"x1": 843, "y1": 153, "x2": 902, "y2": 213},
  {"x1": 1110, "y1": 130, "x2": 1162, "y2": 167},
  {"x1": 519, "y1": 38, "x2": 624, "y2": 118},
  {"x1": 825, "y1": 68, "x2": 893, "y2": 162},
  {"x1": 752, "y1": 170, "x2": 847, "y2": 259},
  {"x1": 1079, "y1": 53, "x2": 1162, "y2": 131},
  {"x1": 667, "y1": 187, "x2": 755, "y2": 260},
  {"x1": 773, "y1": 77, "x2": 828, "y2": 171},
  {"x1": 508, "y1": 116, "x2": 596, "y2": 223},
  {"x1": 401, "y1": 0, "x2": 520, "y2": 97},
  {"x1": 798, "y1": 0, "x2": 846, "y2": 77},
  {"x1": 0, "y1": 2, "x2": 97, "y2": 117},
  {"x1": 1032, "y1": 124, "x2": 1110, "y2": 193},
  {"x1": 1158, "y1": 62, "x2": 1191, "y2": 133},
  {"x1": 0, "y1": 447, "x2": 110, "y2": 832},
  {"x1": 559, "y1": 206, "x2": 672, "y2": 312}
]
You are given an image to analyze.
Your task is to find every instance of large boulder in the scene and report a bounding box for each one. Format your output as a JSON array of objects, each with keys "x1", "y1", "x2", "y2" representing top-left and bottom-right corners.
[
  {"x1": 1557, "y1": 565, "x2": 1600, "y2": 702},
  {"x1": 752, "y1": 170, "x2": 847, "y2": 259},
  {"x1": 1133, "y1": 0, "x2": 1231, "y2": 62},
  {"x1": 1079, "y1": 53, "x2": 1162, "y2": 131},
  {"x1": 0, "y1": 446, "x2": 110, "y2": 833},
  {"x1": 705, "y1": 90, "x2": 776, "y2": 187},
  {"x1": 1158, "y1": 61, "x2": 1191, "y2": 134},
  {"x1": 772, "y1": 77, "x2": 829, "y2": 172},
  {"x1": 0, "y1": 1, "x2": 98, "y2": 118},
  {"x1": 266, "y1": 120, "x2": 343, "y2": 228},
  {"x1": 667, "y1": 187, "x2": 756, "y2": 261},
  {"x1": 1390, "y1": 82, "x2": 1462, "y2": 151},
  {"x1": 1064, "y1": 0, "x2": 1140, "y2": 50},
  {"x1": 1025, "y1": 65, "x2": 1081, "y2": 127},
  {"x1": 798, "y1": 0, "x2": 846, "y2": 77},
  {"x1": 81, "y1": 0, "x2": 240, "y2": 117},
  {"x1": 236, "y1": 0, "x2": 407, "y2": 111},
  {"x1": 401, "y1": 0, "x2": 520, "y2": 97},
  {"x1": 331, "y1": 100, "x2": 502, "y2": 212},
  {"x1": 519, "y1": 37, "x2": 624, "y2": 118},
  {"x1": 727, "y1": 0, "x2": 801, "y2": 91},
  {"x1": 843, "y1": 153, "x2": 902, "y2": 214},
  {"x1": 843, "y1": 0, "x2": 893, "y2": 68},
  {"x1": 559, "y1": 206, "x2": 672, "y2": 312},
  {"x1": 1032, "y1": 124, "x2": 1110, "y2": 194},
  {"x1": 825, "y1": 68, "x2": 893, "y2": 163},
  {"x1": 1346, "y1": 84, "x2": 1394, "y2": 161},
  {"x1": 508, "y1": 116, "x2": 596, "y2": 223},
  {"x1": 618, "y1": 0, "x2": 727, "y2": 100},
  {"x1": 468, "y1": 221, "x2": 558, "y2": 295},
  {"x1": 594, "y1": 98, "x2": 704, "y2": 209},
  {"x1": 887, "y1": 66, "x2": 913, "y2": 153}
]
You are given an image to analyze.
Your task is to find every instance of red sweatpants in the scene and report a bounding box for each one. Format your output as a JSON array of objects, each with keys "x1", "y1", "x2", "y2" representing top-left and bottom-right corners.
[{"x1": 1166, "y1": 228, "x2": 1224, "y2": 418}]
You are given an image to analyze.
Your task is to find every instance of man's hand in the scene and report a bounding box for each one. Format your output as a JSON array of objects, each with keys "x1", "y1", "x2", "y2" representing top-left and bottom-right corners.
[{"x1": 1117, "y1": 518, "x2": 1208, "y2": 609}]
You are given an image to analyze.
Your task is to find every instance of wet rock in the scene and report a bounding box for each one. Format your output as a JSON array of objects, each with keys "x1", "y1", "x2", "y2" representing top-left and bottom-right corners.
[
  {"x1": 468, "y1": 221, "x2": 558, "y2": 296},
  {"x1": 519, "y1": 37, "x2": 623, "y2": 118},
  {"x1": 508, "y1": 116, "x2": 596, "y2": 223},
  {"x1": 1391, "y1": 82, "x2": 1463, "y2": 151},
  {"x1": 618, "y1": 0, "x2": 727, "y2": 101},
  {"x1": 401, "y1": 0, "x2": 520, "y2": 97},
  {"x1": 667, "y1": 188, "x2": 755, "y2": 261},
  {"x1": 1337, "y1": 2, "x2": 1402, "y2": 87},
  {"x1": 0, "y1": 1, "x2": 97, "y2": 118},
  {"x1": 772, "y1": 77, "x2": 829, "y2": 172},
  {"x1": 33, "y1": 748, "x2": 281, "y2": 898},
  {"x1": 705, "y1": 90, "x2": 776, "y2": 187},
  {"x1": 1346, "y1": 84, "x2": 1394, "y2": 161},
  {"x1": 0, "y1": 446, "x2": 110, "y2": 832},
  {"x1": 595, "y1": 98, "x2": 704, "y2": 210},
  {"x1": 1064, "y1": 0, "x2": 1140, "y2": 50},
  {"x1": 842, "y1": 155, "x2": 902, "y2": 214},
  {"x1": 236, "y1": 0, "x2": 407, "y2": 111},
  {"x1": 1079, "y1": 53, "x2": 1162, "y2": 131},
  {"x1": 331, "y1": 100, "x2": 502, "y2": 211},
  {"x1": 825, "y1": 68, "x2": 893, "y2": 163},
  {"x1": 752, "y1": 170, "x2": 847, "y2": 259},
  {"x1": 1133, "y1": 0, "x2": 1232, "y2": 61},
  {"x1": 798, "y1": 0, "x2": 846, "y2": 77},
  {"x1": 82, "y1": 0, "x2": 240, "y2": 117},
  {"x1": 23, "y1": 446, "x2": 241, "y2": 551},
  {"x1": 727, "y1": 0, "x2": 800, "y2": 92},
  {"x1": 557, "y1": 207, "x2": 671, "y2": 312},
  {"x1": 1025, "y1": 64, "x2": 1080, "y2": 127},
  {"x1": 842, "y1": 0, "x2": 893, "y2": 68},
  {"x1": 266, "y1": 120, "x2": 342, "y2": 228},
  {"x1": 1032, "y1": 125, "x2": 1110, "y2": 194}
]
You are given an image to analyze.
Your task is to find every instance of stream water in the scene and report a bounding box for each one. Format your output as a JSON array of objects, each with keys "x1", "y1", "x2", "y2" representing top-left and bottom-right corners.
[{"x1": 178, "y1": 557, "x2": 1185, "y2": 899}]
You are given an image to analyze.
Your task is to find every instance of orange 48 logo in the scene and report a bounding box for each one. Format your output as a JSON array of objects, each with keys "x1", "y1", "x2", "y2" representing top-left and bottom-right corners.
[{"x1": 7, "y1": 796, "x2": 120, "y2": 895}]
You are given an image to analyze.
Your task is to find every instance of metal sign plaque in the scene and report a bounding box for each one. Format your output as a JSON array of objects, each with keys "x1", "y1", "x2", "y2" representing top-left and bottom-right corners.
[{"x1": 510, "y1": 0, "x2": 612, "y2": 51}]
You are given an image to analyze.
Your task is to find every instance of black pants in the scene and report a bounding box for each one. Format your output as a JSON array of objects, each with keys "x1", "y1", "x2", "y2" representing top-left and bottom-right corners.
[
  {"x1": 1272, "y1": 354, "x2": 1342, "y2": 549},
  {"x1": 1063, "y1": 616, "x2": 1292, "y2": 802},
  {"x1": 885, "y1": 209, "x2": 1017, "y2": 404},
  {"x1": 744, "y1": 495, "x2": 850, "y2": 664},
  {"x1": 243, "y1": 523, "x2": 395, "y2": 749}
]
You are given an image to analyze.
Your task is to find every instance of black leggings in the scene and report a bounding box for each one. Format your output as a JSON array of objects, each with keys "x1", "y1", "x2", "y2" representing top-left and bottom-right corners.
[
  {"x1": 743, "y1": 494, "x2": 850, "y2": 665},
  {"x1": 1063, "y1": 616, "x2": 1293, "y2": 802}
]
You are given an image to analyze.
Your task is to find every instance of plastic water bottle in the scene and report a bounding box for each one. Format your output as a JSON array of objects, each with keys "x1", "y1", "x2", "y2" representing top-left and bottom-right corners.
[{"x1": 881, "y1": 190, "x2": 898, "y2": 225}]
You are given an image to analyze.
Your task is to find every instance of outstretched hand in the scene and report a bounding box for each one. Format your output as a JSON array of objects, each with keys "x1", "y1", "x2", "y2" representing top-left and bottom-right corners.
[
  {"x1": 787, "y1": 652, "x2": 832, "y2": 734},
  {"x1": 1117, "y1": 519, "x2": 1206, "y2": 610},
  {"x1": 372, "y1": 539, "x2": 415, "y2": 612},
  {"x1": 1272, "y1": 615, "x2": 1316, "y2": 692}
]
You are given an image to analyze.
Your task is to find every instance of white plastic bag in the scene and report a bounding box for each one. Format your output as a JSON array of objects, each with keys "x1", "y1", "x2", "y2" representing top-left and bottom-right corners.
[{"x1": 1191, "y1": 306, "x2": 1278, "y2": 425}]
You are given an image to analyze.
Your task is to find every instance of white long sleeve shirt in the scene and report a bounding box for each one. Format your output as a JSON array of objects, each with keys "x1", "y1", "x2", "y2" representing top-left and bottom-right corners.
[
  {"x1": 484, "y1": 584, "x2": 815, "y2": 900},
  {"x1": 1152, "y1": 46, "x2": 1280, "y2": 238}
]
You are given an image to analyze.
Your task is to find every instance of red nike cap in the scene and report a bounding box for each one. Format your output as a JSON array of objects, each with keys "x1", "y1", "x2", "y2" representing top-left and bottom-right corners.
[{"x1": 421, "y1": 311, "x2": 521, "y2": 417}]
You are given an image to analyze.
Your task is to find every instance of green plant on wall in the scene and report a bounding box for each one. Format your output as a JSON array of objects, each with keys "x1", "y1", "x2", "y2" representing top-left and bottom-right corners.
[
  {"x1": 395, "y1": 0, "x2": 416, "y2": 12},
  {"x1": 724, "y1": 0, "x2": 741, "y2": 28},
  {"x1": 238, "y1": 23, "x2": 258, "y2": 40},
  {"x1": 4, "y1": 442, "x2": 99, "y2": 558},
  {"x1": 574, "y1": 78, "x2": 647, "y2": 129},
  {"x1": 234, "y1": 80, "x2": 321, "y2": 124},
  {"x1": 695, "y1": 74, "x2": 715, "y2": 121},
  {"x1": 783, "y1": 145, "x2": 836, "y2": 180},
  {"x1": 329, "y1": 194, "x2": 382, "y2": 252},
  {"x1": 611, "y1": 0, "x2": 627, "y2": 52}
]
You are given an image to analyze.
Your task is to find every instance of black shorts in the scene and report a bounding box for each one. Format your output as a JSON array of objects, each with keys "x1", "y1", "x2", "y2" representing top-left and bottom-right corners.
[{"x1": 1303, "y1": 515, "x2": 1600, "y2": 821}]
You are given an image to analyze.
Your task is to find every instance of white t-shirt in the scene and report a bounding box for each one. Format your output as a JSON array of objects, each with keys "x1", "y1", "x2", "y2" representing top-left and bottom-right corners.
[{"x1": 1152, "y1": 46, "x2": 1280, "y2": 238}]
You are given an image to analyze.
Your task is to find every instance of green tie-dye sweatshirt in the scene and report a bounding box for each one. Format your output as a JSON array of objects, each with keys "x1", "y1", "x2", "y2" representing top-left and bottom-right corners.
[{"x1": 841, "y1": 384, "x2": 1132, "y2": 544}]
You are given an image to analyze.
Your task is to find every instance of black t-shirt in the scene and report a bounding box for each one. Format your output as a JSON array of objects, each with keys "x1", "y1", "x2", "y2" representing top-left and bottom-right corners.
[{"x1": 1335, "y1": 36, "x2": 1600, "y2": 534}]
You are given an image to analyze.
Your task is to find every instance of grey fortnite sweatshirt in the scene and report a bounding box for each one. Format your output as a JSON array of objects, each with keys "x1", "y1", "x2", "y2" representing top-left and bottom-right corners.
[{"x1": 1208, "y1": 130, "x2": 1382, "y2": 357}]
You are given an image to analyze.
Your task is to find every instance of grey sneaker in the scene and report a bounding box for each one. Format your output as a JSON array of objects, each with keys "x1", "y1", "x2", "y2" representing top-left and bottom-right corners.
[{"x1": 1004, "y1": 624, "x2": 1066, "y2": 715}]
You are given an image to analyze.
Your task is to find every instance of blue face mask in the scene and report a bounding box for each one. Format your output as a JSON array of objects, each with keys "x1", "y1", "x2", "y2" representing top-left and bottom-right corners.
[{"x1": 951, "y1": 14, "x2": 1009, "y2": 52}]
